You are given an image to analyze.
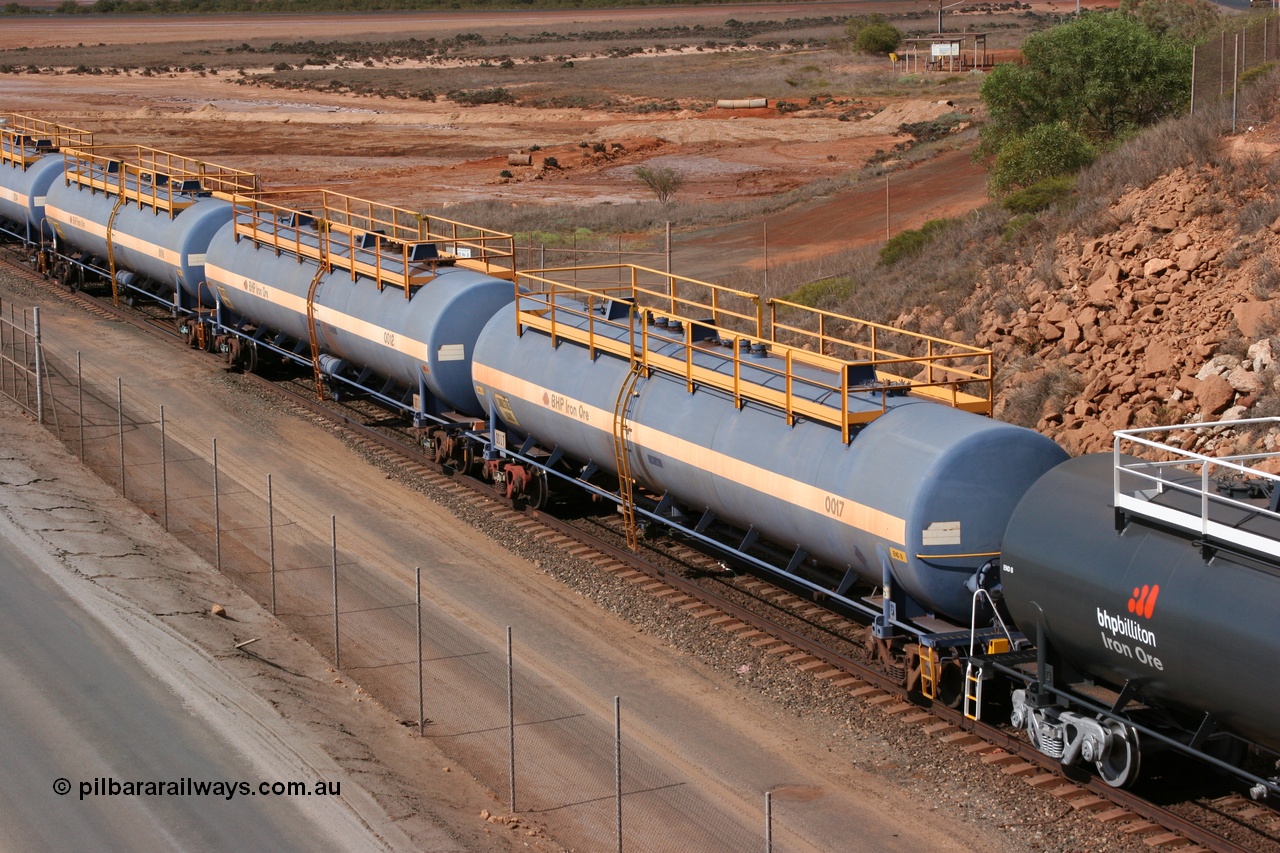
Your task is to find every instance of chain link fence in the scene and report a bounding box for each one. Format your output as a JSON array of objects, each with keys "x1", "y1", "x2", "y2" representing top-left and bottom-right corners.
[
  {"x1": 0, "y1": 295, "x2": 820, "y2": 853},
  {"x1": 1192, "y1": 15, "x2": 1280, "y2": 130}
]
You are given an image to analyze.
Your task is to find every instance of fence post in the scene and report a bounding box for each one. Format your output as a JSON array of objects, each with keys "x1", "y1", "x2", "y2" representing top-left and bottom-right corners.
[
  {"x1": 1221, "y1": 30, "x2": 1227, "y2": 99},
  {"x1": 762, "y1": 222, "x2": 769, "y2": 293},
  {"x1": 507, "y1": 625, "x2": 516, "y2": 813},
  {"x1": 615, "y1": 695, "x2": 622, "y2": 853},
  {"x1": 32, "y1": 306, "x2": 41, "y2": 426},
  {"x1": 416, "y1": 566, "x2": 424, "y2": 736},
  {"x1": 117, "y1": 378, "x2": 125, "y2": 497},
  {"x1": 665, "y1": 221, "x2": 671, "y2": 274},
  {"x1": 1233, "y1": 33, "x2": 1240, "y2": 134},
  {"x1": 0, "y1": 298, "x2": 6, "y2": 398},
  {"x1": 765, "y1": 790, "x2": 773, "y2": 853},
  {"x1": 77, "y1": 351, "x2": 84, "y2": 462},
  {"x1": 213, "y1": 438, "x2": 221, "y2": 572},
  {"x1": 160, "y1": 405, "x2": 168, "y2": 531},
  {"x1": 268, "y1": 474, "x2": 276, "y2": 615},
  {"x1": 20, "y1": 305, "x2": 28, "y2": 410},
  {"x1": 331, "y1": 515, "x2": 340, "y2": 669},
  {"x1": 1190, "y1": 45, "x2": 1197, "y2": 116}
]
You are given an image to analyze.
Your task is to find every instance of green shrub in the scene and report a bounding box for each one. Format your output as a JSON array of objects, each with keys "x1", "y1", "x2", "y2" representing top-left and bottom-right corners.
[
  {"x1": 634, "y1": 165, "x2": 685, "y2": 203},
  {"x1": 1001, "y1": 175, "x2": 1076, "y2": 214},
  {"x1": 853, "y1": 22, "x2": 901, "y2": 55},
  {"x1": 447, "y1": 87, "x2": 515, "y2": 106},
  {"x1": 878, "y1": 218, "x2": 953, "y2": 267},
  {"x1": 1240, "y1": 62, "x2": 1277, "y2": 88},
  {"x1": 1002, "y1": 212, "x2": 1039, "y2": 241},
  {"x1": 990, "y1": 123, "x2": 1096, "y2": 193},
  {"x1": 786, "y1": 276, "x2": 855, "y2": 307}
]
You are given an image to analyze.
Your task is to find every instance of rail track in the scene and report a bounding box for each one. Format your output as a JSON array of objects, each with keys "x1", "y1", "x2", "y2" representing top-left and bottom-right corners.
[{"x1": 1, "y1": 246, "x2": 1277, "y2": 853}]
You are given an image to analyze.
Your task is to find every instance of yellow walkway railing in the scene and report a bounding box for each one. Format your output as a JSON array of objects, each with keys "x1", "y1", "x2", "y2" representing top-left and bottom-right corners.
[
  {"x1": 60, "y1": 145, "x2": 258, "y2": 217},
  {"x1": 515, "y1": 264, "x2": 992, "y2": 443},
  {"x1": 0, "y1": 114, "x2": 93, "y2": 169},
  {"x1": 231, "y1": 191, "x2": 516, "y2": 297}
]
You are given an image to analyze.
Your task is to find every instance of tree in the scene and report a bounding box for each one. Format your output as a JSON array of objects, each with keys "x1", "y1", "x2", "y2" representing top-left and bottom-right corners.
[
  {"x1": 634, "y1": 165, "x2": 685, "y2": 204},
  {"x1": 980, "y1": 12, "x2": 1192, "y2": 146},
  {"x1": 1119, "y1": 0, "x2": 1219, "y2": 42},
  {"x1": 855, "y1": 23, "x2": 901, "y2": 56},
  {"x1": 977, "y1": 12, "x2": 1191, "y2": 193},
  {"x1": 845, "y1": 14, "x2": 902, "y2": 55},
  {"x1": 844, "y1": 13, "x2": 884, "y2": 41}
]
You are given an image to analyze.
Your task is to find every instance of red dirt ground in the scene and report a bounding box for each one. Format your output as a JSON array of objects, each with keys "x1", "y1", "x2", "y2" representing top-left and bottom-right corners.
[{"x1": 0, "y1": 1, "x2": 1102, "y2": 275}]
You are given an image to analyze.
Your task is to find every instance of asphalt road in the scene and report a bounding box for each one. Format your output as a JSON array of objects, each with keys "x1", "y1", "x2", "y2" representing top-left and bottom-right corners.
[{"x1": 0, "y1": 533, "x2": 351, "y2": 853}]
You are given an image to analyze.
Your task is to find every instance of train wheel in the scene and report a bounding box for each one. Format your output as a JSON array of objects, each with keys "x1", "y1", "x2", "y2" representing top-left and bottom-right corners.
[
  {"x1": 934, "y1": 660, "x2": 965, "y2": 709},
  {"x1": 457, "y1": 443, "x2": 475, "y2": 474},
  {"x1": 1096, "y1": 720, "x2": 1141, "y2": 788},
  {"x1": 524, "y1": 470, "x2": 549, "y2": 511},
  {"x1": 429, "y1": 430, "x2": 448, "y2": 465},
  {"x1": 240, "y1": 342, "x2": 259, "y2": 374}
]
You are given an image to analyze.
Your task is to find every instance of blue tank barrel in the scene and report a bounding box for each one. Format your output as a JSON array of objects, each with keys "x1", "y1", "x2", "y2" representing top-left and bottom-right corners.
[
  {"x1": 472, "y1": 267, "x2": 1067, "y2": 620},
  {"x1": 0, "y1": 114, "x2": 93, "y2": 241},
  {"x1": 42, "y1": 146, "x2": 255, "y2": 306},
  {"x1": 203, "y1": 195, "x2": 516, "y2": 416}
]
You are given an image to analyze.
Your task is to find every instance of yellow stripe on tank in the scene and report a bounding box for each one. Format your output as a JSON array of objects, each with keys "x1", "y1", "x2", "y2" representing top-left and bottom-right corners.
[
  {"x1": 204, "y1": 264, "x2": 444, "y2": 363},
  {"x1": 472, "y1": 362, "x2": 908, "y2": 544},
  {"x1": 46, "y1": 204, "x2": 184, "y2": 267}
]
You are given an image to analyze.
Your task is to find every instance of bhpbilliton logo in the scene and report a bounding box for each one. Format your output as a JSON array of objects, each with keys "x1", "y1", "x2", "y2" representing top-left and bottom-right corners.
[{"x1": 1127, "y1": 584, "x2": 1160, "y2": 620}]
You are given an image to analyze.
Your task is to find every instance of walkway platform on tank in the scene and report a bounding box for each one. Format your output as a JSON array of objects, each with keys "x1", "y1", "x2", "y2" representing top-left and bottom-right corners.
[{"x1": 515, "y1": 264, "x2": 992, "y2": 443}]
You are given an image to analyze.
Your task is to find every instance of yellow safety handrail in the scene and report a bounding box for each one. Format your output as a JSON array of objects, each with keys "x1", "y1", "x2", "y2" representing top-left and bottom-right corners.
[
  {"x1": 0, "y1": 114, "x2": 93, "y2": 169},
  {"x1": 230, "y1": 190, "x2": 517, "y2": 296},
  {"x1": 769, "y1": 298, "x2": 993, "y2": 414},
  {"x1": 514, "y1": 265, "x2": 992, "y2": 442},
  {"x1": 60, "y1": 145, "x2": 257, "y2": 218}
]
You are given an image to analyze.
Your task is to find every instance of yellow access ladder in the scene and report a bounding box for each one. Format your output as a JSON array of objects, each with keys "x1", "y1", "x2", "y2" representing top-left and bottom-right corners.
[
  {"x1": 105, "y1": 191, "x2": 127, "y2": 306},
  {"x1": 919, "y1": 646, "x2": 940, "y2": 701},
  {"x1": 304, "y1": 265, "x2": 327, "y2": 400},
  {"x1": 612, "y1": 361, "x2": 644, "y2": 551}
]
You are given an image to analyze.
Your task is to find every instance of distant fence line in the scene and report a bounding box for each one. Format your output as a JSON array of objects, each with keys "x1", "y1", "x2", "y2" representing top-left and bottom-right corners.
[
  {"x1": 1191, "y1": 16, "x2": 1280, "y2": 130},
  {"x1": 0, "y1": 295, "x2": 815, "y2": 853}
]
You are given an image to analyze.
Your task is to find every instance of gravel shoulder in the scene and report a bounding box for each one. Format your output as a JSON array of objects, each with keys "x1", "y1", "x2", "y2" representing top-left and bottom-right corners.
[{"x1": 0, "y1": 375, "x2": 560, "y2": 852}]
